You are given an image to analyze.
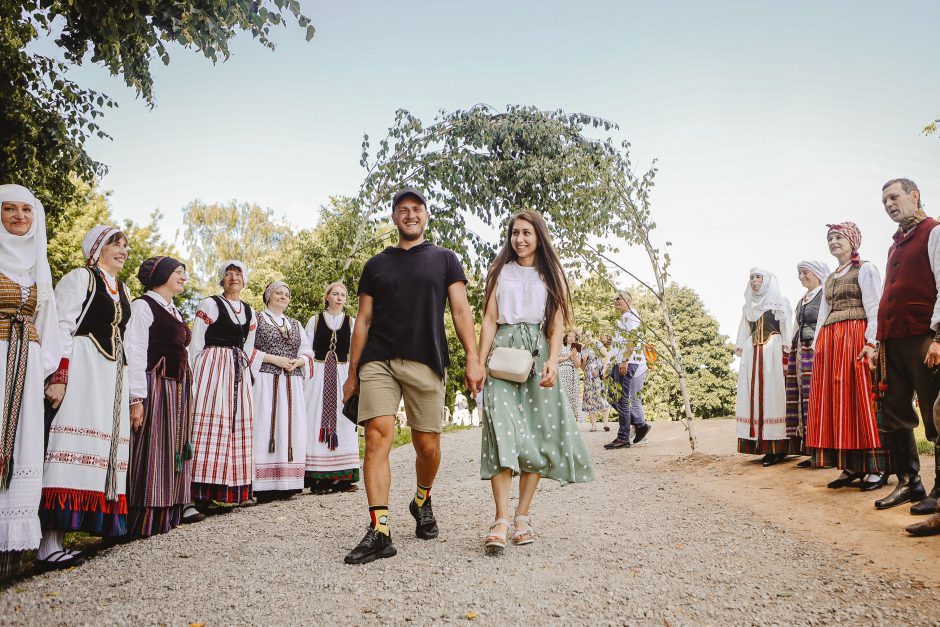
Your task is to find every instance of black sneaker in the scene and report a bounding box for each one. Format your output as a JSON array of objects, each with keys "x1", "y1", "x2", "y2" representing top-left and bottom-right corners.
[
  {"x1": 633, "y1": 423, "x2": 651, "y2": 444},
  {"x1": 409, "y1": 497, "x2": 439, "y2": 539},
  {"x1": 604, "y1": 438, "x2": 631, "y2": 449},
  {"x1": 344, "y1": 527, "x2": 397, "y2": 565}
]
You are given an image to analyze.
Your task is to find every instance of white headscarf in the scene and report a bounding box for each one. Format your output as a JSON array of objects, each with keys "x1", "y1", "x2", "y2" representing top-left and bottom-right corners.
[
  {"x1": 0, "y1": 184, "x2": 54, "y2": 306},
  {"x1": 263, "y1": 280, "x2": 289, "y2": 304},
  {"x1": 219, "y1": 260, "x2": 249, "y2": 287},
  {"x1": 743, "y1": 267, "x2": 790, "y2": 323},
  {"x1": 796, "y1": 260, "x2": 831, "y2": 284},
  {"x1": 82, "y1": 225, "x2": 123, "y2": 266}
]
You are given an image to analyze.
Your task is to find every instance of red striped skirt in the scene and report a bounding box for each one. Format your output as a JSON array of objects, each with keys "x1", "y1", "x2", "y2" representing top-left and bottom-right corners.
[{"x1": 807, "y1": 319, "x2": 880, "y2": 450}]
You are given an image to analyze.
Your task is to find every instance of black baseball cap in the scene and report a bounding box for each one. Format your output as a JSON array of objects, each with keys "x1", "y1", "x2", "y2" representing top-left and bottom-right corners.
[{"x1": 392, "y1": 187, "x2": 427, "y2": 208}]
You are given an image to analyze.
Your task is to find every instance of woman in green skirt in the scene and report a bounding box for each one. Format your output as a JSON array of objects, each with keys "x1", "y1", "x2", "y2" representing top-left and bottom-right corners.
[{"x1": 478, "y1": 210, "x2": 594, "y2": 555}]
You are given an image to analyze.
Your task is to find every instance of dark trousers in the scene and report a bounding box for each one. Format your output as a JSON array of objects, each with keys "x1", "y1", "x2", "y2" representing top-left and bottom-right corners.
[
  {"x1": 881, "y1": 335, "x2": 940, "y2": 475},
  {"x1": 610, "y1": 363, "x2": 646, "y2": 441}
]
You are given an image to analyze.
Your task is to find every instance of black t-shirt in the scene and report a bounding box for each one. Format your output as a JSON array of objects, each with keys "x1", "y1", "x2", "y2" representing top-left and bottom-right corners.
[{"x1": 357, "y1": 242, "x2": 467, "y2": 376}]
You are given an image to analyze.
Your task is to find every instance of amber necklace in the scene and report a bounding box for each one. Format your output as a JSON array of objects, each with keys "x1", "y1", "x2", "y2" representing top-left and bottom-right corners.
[
  {"x1": 98, "y1": 268, "x2": 119, "y2": 296},
  {"x1": 222, "y1": 296, "x2": 243, "y2": 316}
]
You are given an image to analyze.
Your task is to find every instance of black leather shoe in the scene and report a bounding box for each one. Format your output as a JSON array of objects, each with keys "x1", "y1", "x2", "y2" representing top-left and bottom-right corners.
[
  {"x1": 910, "y1": 488, "x2": 939, "y2": 515},
  {"x1": 409, "y1": 497, "x2": 439, "y2": 540},
  {"x1": 860, "y1": 474, "x2": 888, "y2": 491},
  {"x1": 827, "y1": 472, "x2": 863, "y2": 489},
  {"x1": 796, "y1": 459, "x2": 813, "y2": 468},
  {"x1": 633, "y1": 423, "x2": 652, "y2": 444},
  {"x1": 344, "y1": 527, "x2": 397, "y2": 565},
  {"x1": 762, "y1": 453, "x2": 786, "y2": 467},
  {"x1": 875, "y1": 475, "x2": 927, "y2": 509},
  {"x1": 604, "y1": 439, "x2": 631, "y2": 449}
]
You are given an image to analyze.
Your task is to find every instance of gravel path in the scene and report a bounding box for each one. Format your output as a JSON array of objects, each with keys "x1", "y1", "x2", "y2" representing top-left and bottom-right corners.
[{"x1": 0, "y1": 425, "x2": 937, "y2": 625}]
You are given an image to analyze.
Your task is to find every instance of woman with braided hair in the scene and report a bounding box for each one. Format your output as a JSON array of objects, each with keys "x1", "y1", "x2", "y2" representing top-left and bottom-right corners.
[
  {"x1": 250, "y1": 281, "x2": 315, "y2": 501},
  {"x1": 303, "y1": 281, "x2": 360, "y2": 495},
  {"x1": 39, "y1": 225, "x2": 132, "y2": 568},
  {"x1": 0, "y1": 185, "x2": 61, "y2": 574}
]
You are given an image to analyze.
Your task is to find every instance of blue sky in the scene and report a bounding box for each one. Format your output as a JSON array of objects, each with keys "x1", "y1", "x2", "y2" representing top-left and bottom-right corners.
[{"x1": 39, "y1": 1, "x2": 940, "y2": 340}]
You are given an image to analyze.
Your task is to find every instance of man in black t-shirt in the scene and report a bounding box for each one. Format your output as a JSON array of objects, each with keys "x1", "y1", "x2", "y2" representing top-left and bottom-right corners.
[{"x1": 342, "y1": 187, "x2": 484, "y2": 565}]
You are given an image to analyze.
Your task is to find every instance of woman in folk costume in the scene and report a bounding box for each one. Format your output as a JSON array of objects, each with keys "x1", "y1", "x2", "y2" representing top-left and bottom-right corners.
[
  {"x1": 734, "y1": 268, "x2": 793, "y2": 466},
  {"x1": 807, "y1": 222, "x2": 887, "y2": 491},
  {"x1": 183, "y1": 261, "x2": 257, "y2": 523},
  {"x1": 250, "y1": 281, "x2": 314, "y2": 501},
  {"x1": 124, "y1": 256, "x2": 194, "y2": 537},
  {"x1": 0, "y1": 185, "x2": 61, "y2": 574},
  {"x1": 478, "y1": 210, "x2": 594, "y2": 555},
  {"x1": 303, "y1": 281, "x2": 360, "y2": 495},
  {"x1": 785, "y1": 260, "x2": 830, "y2": 467},
  {"x1": 39, "y1": 225, "x2": 131, "y2": 568}
]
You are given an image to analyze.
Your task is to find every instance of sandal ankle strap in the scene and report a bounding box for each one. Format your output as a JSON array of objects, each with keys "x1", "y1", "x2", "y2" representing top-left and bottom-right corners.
[
  {"x1": 513, "y1": 514, "x2": 530, "y2": 523},
  {"x1": 491, "y1": 517, "x2": 511, "y2": 529}
]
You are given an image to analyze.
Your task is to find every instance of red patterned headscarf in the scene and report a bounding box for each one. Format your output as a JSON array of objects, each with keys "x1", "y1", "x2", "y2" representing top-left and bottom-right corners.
[{"x1": 826, "y1": 222, "x2": 862, "y2": 267}]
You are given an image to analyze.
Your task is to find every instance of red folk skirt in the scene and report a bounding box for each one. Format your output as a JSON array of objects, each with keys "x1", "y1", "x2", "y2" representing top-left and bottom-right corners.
[{"x1": 807, "y1": 319, "x2": 884, "y2": 472}]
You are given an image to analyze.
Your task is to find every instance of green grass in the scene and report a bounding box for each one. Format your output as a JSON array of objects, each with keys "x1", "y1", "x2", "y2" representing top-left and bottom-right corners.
[{"x1": 915, "y1": 423, "x2": 934, "y2": 455}]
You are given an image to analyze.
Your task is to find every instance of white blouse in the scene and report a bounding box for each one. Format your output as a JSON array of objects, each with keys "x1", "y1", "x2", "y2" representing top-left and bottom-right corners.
[
  {"x1": 189, "y1": 296, "x2": 257, "y2": 365},
  {"x1": 125, "y1": 291, "x2": 184, "y2": 399},
  {"x1": 495, "y1": 262, "x2": 547, "y2": 325},
  {"x1": 812, "y1": 261, "x2": 882, "y2": 348}
]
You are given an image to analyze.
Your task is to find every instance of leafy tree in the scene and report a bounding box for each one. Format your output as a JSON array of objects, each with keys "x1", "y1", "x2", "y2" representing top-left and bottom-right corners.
[
  {"x1": 345, "y1": 105, "x2": 619, "y2": 281},
  {"x1": 633, "y1": 285, "x2": 736, "y2": 420},
  {"x1": 1, "y1": 0, "x2": 313, "y2": 209},
  {"x1": 181, "y1": 200, "x2": 297, "y2": 309}
]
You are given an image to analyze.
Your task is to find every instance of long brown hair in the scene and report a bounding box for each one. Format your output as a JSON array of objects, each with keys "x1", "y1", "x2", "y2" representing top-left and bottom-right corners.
[{"x1": 483, "y1": 210, "x2": 572, "y2": 336}]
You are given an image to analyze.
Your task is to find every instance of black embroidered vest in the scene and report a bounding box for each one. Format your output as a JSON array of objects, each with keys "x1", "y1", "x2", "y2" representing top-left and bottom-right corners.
[
  {"x1": 312, "y1": 312, "x2": 351, "y2": 363},
  {"x1": 255, "y1": 312, "x2": 304, "y2": 377},
  {"x1": 204, "y1": 296, "x2": 253, "y2": 349},
  {"x1": 792, "y1": 290, "x2": 822, "y2": 345},
  {"x1": 749, "y1": 310, "x2": 781, "y2": 345},
  {"x1": 75, "y1": 269, "x2": 131, "y2": 362},
  {"x1": 138, "y1": 295, "x2": 191, "y2": 382}
]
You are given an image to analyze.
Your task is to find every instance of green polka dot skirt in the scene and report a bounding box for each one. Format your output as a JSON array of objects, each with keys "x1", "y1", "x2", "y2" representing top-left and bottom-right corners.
[{"x1": 480, "y1": 323, "x2": 595, "y2": 486}]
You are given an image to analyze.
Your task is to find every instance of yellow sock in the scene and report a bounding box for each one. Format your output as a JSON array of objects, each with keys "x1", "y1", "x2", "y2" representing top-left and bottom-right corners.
[
  {"x1": 369, "y1": 505, "x2": 389, "y2": 536},
  {"x1": 414, "y1": 484, "x2": 431, "y2": 508}
]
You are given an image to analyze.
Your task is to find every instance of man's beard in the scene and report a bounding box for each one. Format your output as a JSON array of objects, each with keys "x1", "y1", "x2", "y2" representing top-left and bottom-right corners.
[{"x1": 397, "y1": 225, "x2": 425, "y2": 241}]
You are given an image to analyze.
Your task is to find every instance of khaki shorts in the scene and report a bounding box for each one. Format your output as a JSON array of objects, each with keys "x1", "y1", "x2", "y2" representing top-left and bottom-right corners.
[{"x1": 358, "y1": 359, "x2": 445, "y2": 433}]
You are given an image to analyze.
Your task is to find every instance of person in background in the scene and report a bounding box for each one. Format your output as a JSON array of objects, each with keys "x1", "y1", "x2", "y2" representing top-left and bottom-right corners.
[
  {"x1": 250, "y1": 281, "x2": 315, "y2": 502},
  {"x1": 734, "y1": 269, "x2": 793, "y2": 466},
  {"x1": 786, "y1": 260, "x2": 829, "y2": 467},
  {"x1": 303, "y1": 282, "x2": 360, "y2": 495},
  {"x1": 557, "y1": 330, "x2": 583, "y2": 423},
  {"x1": 40, "y1": 226, "x2": 131, "y2": 567},
  {"x1": 184, "y1": 260, "x2": 257, "y2": 522},
  {"x1": 604, "y1": 291, "x2": 651, "y2": 450},
  {"x1": 580, "y1": 330, "x2": 610, "y2": 432},
  {"x1": 124, "y1": 256, "x2": 193, "y2": 537},
  {"x1": 807, "y1": 223, "x2": 886, "y2": 491},
  {"x1": 0, "y1": 185, "x2": 61, "y2": 573}
]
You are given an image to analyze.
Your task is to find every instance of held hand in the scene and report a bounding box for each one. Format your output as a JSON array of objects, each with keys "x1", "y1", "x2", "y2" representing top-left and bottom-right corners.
[
  {"x1": 735, "y1": 347, "x2": 743, "y2": 357},
  {"x1": 44, "y1": 383, "x2": 66, "y2": 409},
  {"x1": 130, "y1": 403, "x2": 144, "y2": 431},
  {"x1": 290, "y1": 358, "x2": 306, "y2": 372},
  {"x1": 342, "y1": 376, "x2": 359, "y2": 404},
  {"x1": 857, "y1": 345, "x2": 877, "y2": 370},
  {"x1": 618, "y1": 361, "x2": 628, "y2": 376},
  {"x1": 539, "y1": 359, "x2": 558, "y2": 388},
  {"x1": 464, "y1": 358, "x2": 486, "y2": 396},
  {"x1": 925, "y1": 342, "x2": 940, "y2": 368}
]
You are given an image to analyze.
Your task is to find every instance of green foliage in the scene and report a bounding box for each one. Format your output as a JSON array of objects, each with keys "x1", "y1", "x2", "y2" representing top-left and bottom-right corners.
[
  {"x1": 181, "y1": 200, "x2": 296, "y2": 309},
  {"x1": 45, "y1": 178, "x2": 192, "y2": 308},
  {"x1": 632, "y1": 285, "x2": 737, "y2": 420},
  {"x1": 1, "y1": 0, "x2": 313, "y2": 209},
  {"x1": 349, "y1": 105, "x2": 620, "y2": 281}
]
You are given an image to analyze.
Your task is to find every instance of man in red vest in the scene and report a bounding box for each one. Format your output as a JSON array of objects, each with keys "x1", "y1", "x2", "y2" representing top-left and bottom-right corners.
[{"x1": 872, "y1": 179, "x2": 940, "y2": 537}]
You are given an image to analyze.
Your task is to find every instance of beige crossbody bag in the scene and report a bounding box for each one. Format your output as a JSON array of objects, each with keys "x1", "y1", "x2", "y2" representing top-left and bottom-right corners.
[{"x1": 487, "y1": 323, "x2": 542, "y2": 383}]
